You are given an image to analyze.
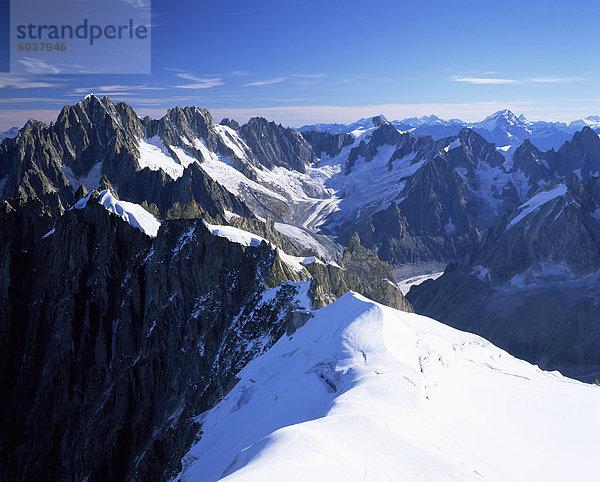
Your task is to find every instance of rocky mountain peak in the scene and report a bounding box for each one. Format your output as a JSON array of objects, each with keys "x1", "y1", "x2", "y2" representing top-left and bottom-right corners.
[
  {"x1": 74, "y1": 183, "x2": 88, "y2": 202},
  {"x1": 99, "y1": 175, "x2": 118, "y2": 197},
  {"x1": 347, "y1": 232, "x2": 361, "y2": 251},
  {"x1": 476, "y1": 109, "x2": 524, "y2": 131},
  {"x1": 457, "y1": 126, "x2": 480, "y2": 141},
  {"x1": 238, "y1": 117, "x2": 317, "y2": 172},
  {"x1": 301, "y1": 129, "x2": 354, "y2": 158},
  {"x1": 372, "y1": 115, "x2": 387, "y2": 127},
  {"x1": 555, "y1": 126, "x2": 600, "y2": 178},
  {"x1": 511, "y1": 138, "x2": 548, "y2": 178},
  {"x1": 520, "y1": 138, "x2": 536, "y2": 148},
  {"x1": 369, "y1": 121, "x2": 405, "y2": 145},
  {"x1": 21, "y1": 118, "x2": 47, "y2": 135},
  {"x1": 220, "y1": 118, "x2": 240, "y2": 130},
  {"x1": 570, "y1": 125, "x2": 600, "y2": 145},
  {"x1": 454, "y1": 127, "x2": 505, "y2": 167},
  {"x1": 152, "y1": 106, "x2": 215, "y2": 146}
]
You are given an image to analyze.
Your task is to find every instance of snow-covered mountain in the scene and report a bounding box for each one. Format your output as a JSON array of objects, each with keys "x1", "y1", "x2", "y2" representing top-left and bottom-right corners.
[
  {"x1": 472, "y1": 108, "x2": 525, "y2": 132},
  {"x1": 300, "y1": 110, "x2": 598, "y2": 151},
  {"x1": 569, "y1": 115, "x2": 600, "y2": 130},
  {"x1": 5, "y1": 96, "x2": 596, "y2": 271},
  {"x1": 396, "y1": 113, "x2": 464, "y2": 127},
  {"x1": 0, "y1": 127, "x2": 19, "y2": 141},
  {"x1": 299, "y1": 114, "x2": 389, "y2": 136},
  {"x1": 470, "y1": 110, "x2": 573, "y2": 151},
  {"x1": 179, "y1": 292, "x2": 600, "y2": 481},
  {"x1": 3, "y1": 95, "x2": 600, "y2": 480}
]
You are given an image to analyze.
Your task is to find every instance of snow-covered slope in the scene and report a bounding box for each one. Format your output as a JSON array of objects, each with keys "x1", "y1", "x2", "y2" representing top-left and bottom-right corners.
[
  {"x1": 0, "y1": 127, "x2": 19, "y2": 141},
  {"x1": 569, "y1": 115, "x2": 600, "y2": 130},
  {"x1": 506, "y1": 182, "x2": 567, "y2": 230},
  {"x1": 74, "y1": 189, "x2": 161, "y2": 237},
  {"x1": 203, "y1": 221, "x2": 324, "y2": 273},
  {"x1": 397, "y1": 271, "x2": 444, "y2": 295},
  {"x1": 179, "y1": 293, "x2": 600, "y2": 481},
  {"x1": 298, "y1": 115, "x2": 387, "y2": 136},
  {"x1": 138, "y1": 136, "x2": 186, "y2": 180}
]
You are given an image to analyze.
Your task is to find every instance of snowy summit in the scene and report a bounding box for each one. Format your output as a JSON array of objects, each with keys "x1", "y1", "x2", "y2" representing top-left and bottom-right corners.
[{"x1": 179, "y1": 293, "x2": 600, "y2": 481}]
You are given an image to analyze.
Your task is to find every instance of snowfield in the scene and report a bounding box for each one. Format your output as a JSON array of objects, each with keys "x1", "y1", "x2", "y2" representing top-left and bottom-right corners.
[
  {"x1": 203, "y1": 221, "x2": 324, "y2": 273},
  {"x1": 73, "y1": 189, "x2": 161, "y2": 237},
  {"x1": 507, "y1": 183, "x2": 568, "y2": 230},
  {"x1": 138, "y1": 136, "x2": 186, "y2": 180},
  {"x1": 397, "y1": 271, "x2": 444, "y2": 295},
  {"x1": 179, "y1": 292, "x2": 600, "y2": 481},
  {"x1": 98, "y1": 190, "x2": 161, "y2": 237}
]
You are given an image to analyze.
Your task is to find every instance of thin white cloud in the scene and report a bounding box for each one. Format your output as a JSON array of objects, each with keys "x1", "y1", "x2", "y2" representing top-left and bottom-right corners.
[
  {"x1": 70, "y1": 85, "x2": 165, "y2": 95},
  {"x1": 290, "y1": 73, "x2": 327, "y2": 79},
  {"x1": 243, "y1": 77, "x2": 287, "y2": 87},
  {"x1": 18, "y1": 57, "x2": 61, "y2": 74},
  {"x1": 71, "y1": 85, "x2": 130, "y2": 94},
  {"x1": 175, "y1": 73, "x2": 224, "y2": 89},
  {"x1": 527, "y1": 77, "x2": 587, "y2": 83},
  {"x1": 0, "y1": 73, "x2": 62, "y2": 89},
  {"x1": 0, "y1": 97, "x2": 66, "y2": 104},
  {"x1": 453, "y1": 75, "x2": 587, "y2": 85},
  {"x1": 453, "y1": 76, "x2": 520, "y2": 85}
]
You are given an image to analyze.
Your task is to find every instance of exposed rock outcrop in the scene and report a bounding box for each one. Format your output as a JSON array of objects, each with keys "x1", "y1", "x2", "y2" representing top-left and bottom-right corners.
[{"x1": 238, "y1": 117, "x2": 317, "y2": 173}]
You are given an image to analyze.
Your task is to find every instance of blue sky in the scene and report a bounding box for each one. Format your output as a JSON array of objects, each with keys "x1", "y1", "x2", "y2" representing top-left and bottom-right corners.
[{"x1": 1, "y1": 0, "x2": 600, "y2": 129}]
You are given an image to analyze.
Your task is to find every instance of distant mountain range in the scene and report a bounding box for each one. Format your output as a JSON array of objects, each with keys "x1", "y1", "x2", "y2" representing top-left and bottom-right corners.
[
  {"x1": 0, "y1": 127, "x2": 19, "y2": 142},
  {"x1": 300, "y1": 109, "x2": 600, "y2": 151}
]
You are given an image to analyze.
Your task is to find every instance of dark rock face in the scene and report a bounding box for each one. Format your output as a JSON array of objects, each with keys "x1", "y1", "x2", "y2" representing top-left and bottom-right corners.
[
  {"x1": 553, "y1": 126, "x2": 600, "y2": 179},
  {"x1": 345, "y1": 122, "x2": 411, "y2": 174},
  {"x1": 305, "y1": 233, "x2": 413, "y2": 313},
  {"x1": 238, "y1": 117, "x2": 317, "y2": 173},
  {"x1": 220, "y1": 118, "x2": 240, "y2": 131},
  {"x1": 301, "y1": 129, "x2": 354, "y2": 158},
  {"x1": 0, "y1": 119, "x2": 72, "y2": 214},
  {"x1": 119, "y1": 162, "x2": 253, "y2": 219},
  {"x1": 510, "y1": 140, "x2": 554, "y2": 195},
  {"x1": 0, "y1": 191, "x2": 411, "y2": 481},
  {"x1": 329, "y1": 128, "x2": 511, "y2": 265},
  {"x1": 0, "y1": 198, "x2": 314, "y2": 481},
  {"x1": 143, "y1": 106, "x2": 214, "y2": 149},
  {"x1": 474, "y1": 176, "x2": 600, "y2": 284},
  {"x1": 0, "y1": 98, "x2": 254, "y2": 221}
]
